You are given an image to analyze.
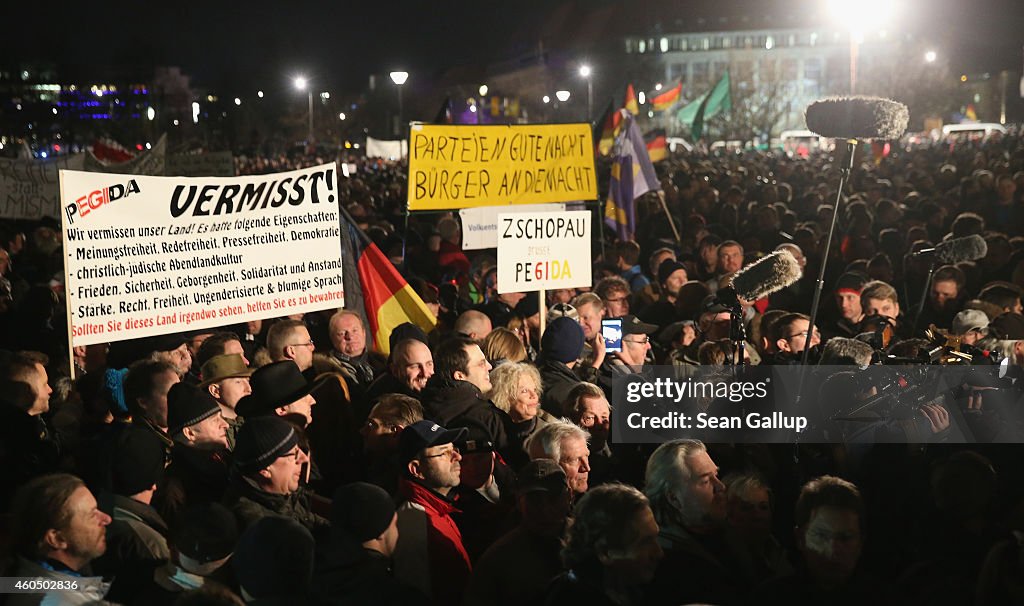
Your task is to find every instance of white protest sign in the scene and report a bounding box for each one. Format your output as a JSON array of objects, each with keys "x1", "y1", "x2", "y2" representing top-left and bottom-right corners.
[
  {"x1": 60, "y1": 164, "x2": 344, "y2": 346},
  {"x1": 166, "y1": 151, "x2": 235, "y2": 177},
  {"x1": 459, "y1": 203, "x2": 566, "y2": 250},
  {"x1": 366, "y1": 137, "x2": 407, "y2": 159},
  {"x1": 497, "y1": 210, "x2": 591, "y2": 293},
  {"x1": 0, "y1": 154, "x2": 85, "y2": 219}
]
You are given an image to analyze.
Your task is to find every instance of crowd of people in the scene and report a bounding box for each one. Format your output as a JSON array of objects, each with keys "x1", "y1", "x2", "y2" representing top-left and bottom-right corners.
[{"x1": 2, "y1": 126, "x2": 1024, "y2": 605}]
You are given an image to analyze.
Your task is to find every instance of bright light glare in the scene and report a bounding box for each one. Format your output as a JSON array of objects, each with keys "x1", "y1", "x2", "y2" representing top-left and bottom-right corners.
[
  {"x1": 828, "y1": 0, "x2": 892, "y2": 34},
  {"x1": 257, "y1": 90, "x2": 264, "y2": 98},
  {"x1": 293, "y1": 76, "x2": 308, "y2": 90},
  {"x1": 638, "y1": 92, "x2": 646, "y2": 105},
  {"x1": 479, "y1": 85, "x2": 488, "y2": 96},
  {"x1": 543, "y1": 95, "x2": 550, "y2": 104},
  {"x1": 234, "y1": 98, "x2": 241, "y2": 106},
  {"x1": 339, "y1": 112, "x2": 346, "y2": 120},
  {"x1": 146, "y1": 107, "x2": 155, "y2": 121},
  {"x1": 925, "y1": 50, "x2": 937, "y2": 63},
  {"x1": 389, "y1": 71, "x2": 409, "y2": 85},
  {"x1": 555, "y1": 90, "x2": 571, "y2": 102},
  {"x1": 579, "y1": 65, "x2": 592, "y2": 78}
]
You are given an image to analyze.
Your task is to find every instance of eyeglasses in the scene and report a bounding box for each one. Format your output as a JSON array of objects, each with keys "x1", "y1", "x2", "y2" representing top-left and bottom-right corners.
[
  {"x1": 423, "y1": 446, "x2": 460, "y2": 460},
  {"x1": 785, "y1": 330, "x2": 819, "y2": 340},
  {"x1": 623, "y1": 335, "x2": 650, "y2": 344},
  {"x1": 290, "y1": 340, "x2": 315, "y2": 349}
]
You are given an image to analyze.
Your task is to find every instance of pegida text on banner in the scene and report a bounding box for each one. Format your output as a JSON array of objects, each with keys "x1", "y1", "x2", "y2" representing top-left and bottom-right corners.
[
  {"x1": 407, "y1": 123, "x2": 597, "y2": 211},
  {"x1": 60, "y1": 163, "x2": 344, "y2": 346}
]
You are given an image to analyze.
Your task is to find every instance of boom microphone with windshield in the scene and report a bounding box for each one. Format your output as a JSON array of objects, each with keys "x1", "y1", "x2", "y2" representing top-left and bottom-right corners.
[
  {"x1": 911, "y1": 235, "x2": 988, "y2": 264},
  {"x1": 730, "y1": 249, "x2": 804, "y2": 301},
  {"x1": 796, "y1": 97, "x2": 910, "y2": 424},
  {"x1": 804, "y1": 96, "x2": 910, "y2": 141}
]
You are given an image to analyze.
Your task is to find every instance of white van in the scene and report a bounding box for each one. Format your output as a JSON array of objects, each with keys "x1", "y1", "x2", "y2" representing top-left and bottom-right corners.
[{"x1": 940, "y1": 123, "x2": 1007, "y2": 140}]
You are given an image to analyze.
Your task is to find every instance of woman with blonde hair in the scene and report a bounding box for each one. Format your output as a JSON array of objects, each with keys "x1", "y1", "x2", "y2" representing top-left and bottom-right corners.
[
  {"x1": 481, "y1": 327, "x2": 527, "y2": 367},
  {"x1": 488, "y1": 362, "x2": 552, "y2": 464}
]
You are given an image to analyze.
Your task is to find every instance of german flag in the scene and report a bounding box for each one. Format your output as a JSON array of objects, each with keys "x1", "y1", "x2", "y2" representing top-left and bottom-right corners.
[
  {"x1": 645, "y1": 129, "x2": 668, "y2": 163},
  {"x1": 595, "y1": 100, "x2": 617, "y2": 156},
  {"x1": 347, "y1": 216, "x2": 436, "y2": 355},
  {"x1": 651, "y1": 82, "x2": 682, "y2": 112},
  {"x1": 624, "y1": 84, "x2": 640, "y2": 116}
]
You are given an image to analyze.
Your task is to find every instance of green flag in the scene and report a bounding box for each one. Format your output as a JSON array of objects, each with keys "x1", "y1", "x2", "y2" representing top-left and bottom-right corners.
[{"x1": 689, "y1": 71, "x2": 732, "y2": 141}]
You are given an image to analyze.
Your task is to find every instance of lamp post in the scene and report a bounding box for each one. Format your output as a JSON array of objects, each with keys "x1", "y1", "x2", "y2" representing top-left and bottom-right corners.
[
  {"x1": 579, "y1": 64, "x2": 593, "y2": 121},
  {"x1": 390, "y1": 71, "x2": 409, "y2": 138},
  {"x1": 828, "y1": 0, "x2": 892, "y2": 94},
  {"x1": 293, "y1": 76, "x2": 313, "y2": 142}
]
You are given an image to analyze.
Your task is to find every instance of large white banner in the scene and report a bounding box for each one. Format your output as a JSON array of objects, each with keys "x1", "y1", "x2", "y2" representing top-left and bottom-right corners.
[
  {"x1": 497, "y1": 210, "x2": 591, "y2": 294},
  {"x1": 459, "y1": 203, "x2": 566, "y2": 250},
  {"x1": 60, "y1": 164, "x2": 345, "y2": 346},
  {"x1": 366, "y1": 137, "x2": 407, "y2": 159},
  {"x1": 0, "y1": 154, "x2": 85, "y2": 219}
]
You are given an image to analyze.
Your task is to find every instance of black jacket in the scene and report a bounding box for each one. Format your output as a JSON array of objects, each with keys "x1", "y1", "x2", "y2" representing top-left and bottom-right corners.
[
  {"x1": 0, "y1": 402, "x2": 61, "y2": 508},
  {"x1": 222, "y1": 471, "x2": 330, "y2": 538},
  {"x1": 155, "y1": 443, "x2": 230, "y2": 526},
  {"x1": 312, "y1": 546, "x2": 424, "y2": 605},
  {"x1": 538, "y1": 356, "x2": 581, "y2": 418},
  {"x1": 420, "y1": 378, "x2": 509, "y2": 451}
]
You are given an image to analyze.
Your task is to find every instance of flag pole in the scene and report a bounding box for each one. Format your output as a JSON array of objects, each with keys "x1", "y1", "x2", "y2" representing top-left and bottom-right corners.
[
  {"x1": 656, "y1": 190, "x2": 681, "y2": 246},
  {"x1": 538, "y1": 289, "x2": 546, "y2": 341}
]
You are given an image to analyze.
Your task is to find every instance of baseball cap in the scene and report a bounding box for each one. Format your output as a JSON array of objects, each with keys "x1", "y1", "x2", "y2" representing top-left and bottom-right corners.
[
  {"x1": 952, "y1": 309, "x2": 990, "y2": 336},
  {"x1": 619, "y1": 315, "x2": 658, "y2": 336},
  {"x1": 518, "y1": 459, "x2": 568, "y2": 495},
  {"x1": 398, "y1": 420, "x2": 468, "y2": 464}
]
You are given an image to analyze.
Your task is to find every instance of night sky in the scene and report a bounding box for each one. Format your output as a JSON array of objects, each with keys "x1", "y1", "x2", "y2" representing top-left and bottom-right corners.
[{"x1": 4, "y1": 0, "x2": 1023, "y2": 92}]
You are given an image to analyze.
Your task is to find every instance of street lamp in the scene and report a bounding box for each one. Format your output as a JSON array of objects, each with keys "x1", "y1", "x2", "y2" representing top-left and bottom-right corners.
[
  {"x1": 828, "y1": 0, "x2": 892, "y2": 93},
  {"x1": 555, "y1": 90, "x2": 571, "y2": 102},
  {"x1": 390, "y1": 71, "x2": 409, "y2": 138},
  {"x1": 924, "y1": 50, "x2": 937, "y2": 63},
  {"x1": 293, "y1": 75, "x2": 313, "y2": 142},
  {"x1": 579, "y1": 64, "x2": 593, "y2": 121},
  {"x1": 479, "y1": 84, "x2": 488, "y2": 96}
]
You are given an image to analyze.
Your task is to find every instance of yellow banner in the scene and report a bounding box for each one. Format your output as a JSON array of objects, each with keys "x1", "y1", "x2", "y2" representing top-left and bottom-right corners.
[{"x1": 407, "y1": 123, "x2": 597, "y2": 211}]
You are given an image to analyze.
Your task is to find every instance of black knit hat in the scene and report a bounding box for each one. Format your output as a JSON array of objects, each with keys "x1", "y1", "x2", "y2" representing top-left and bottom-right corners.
[
  {"x1": 657, "y1": 260, "x2": 688, "y2": 286},
  {"x1": 112, "y1": 427, "x2": 166, "y2": 496},
  {"x1": 175, "y1": 503, "x2": 239, "y2": 564},
  {"x1": 389, "y1": 322, "x2": 429, "y2": 352},
  {"x1": 515, "y1": 294, "x2": 540, "y2": 319},
  {"x1": 332, "y1": 482, "x2": 396, "y2": 543},
  {"x1": 541, "y1": 316, "x2": 585, "y2": 364},
  {"x1": 234, "y1": 516, "x2": 314, "y2": 599},
  {"x1": 233, "y1": 416, "x2": 299, "y2": 474},
  {"x1": 835, "y1": 271, "x2": 869, "y2": 294},
  {"x1": 166, "y1": 382, "x2": 221, "y2": 435}
]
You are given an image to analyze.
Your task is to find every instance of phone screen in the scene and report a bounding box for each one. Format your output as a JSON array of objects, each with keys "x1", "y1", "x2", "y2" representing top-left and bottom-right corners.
[{"x1": 601, "y1": 318, "x2": 623, "y2": 353}]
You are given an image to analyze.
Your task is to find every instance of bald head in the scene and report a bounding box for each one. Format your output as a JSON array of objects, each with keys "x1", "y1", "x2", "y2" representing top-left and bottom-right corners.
[
  {"x1": 391, "y1": 339, "x2": 435, "y2": 392},
  {"x1": 454, "y1": 310, "x2": 493, "y2": 341}
]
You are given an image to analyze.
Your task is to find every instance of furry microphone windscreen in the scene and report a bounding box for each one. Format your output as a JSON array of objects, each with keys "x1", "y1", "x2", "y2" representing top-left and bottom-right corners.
[
  {"x1": 730, "y1": 249, "x2": 803, "y2": 301},
  {"x1": 804, "y1": 96, "x2": 909, "y2": 140},
  {"x1": 936, "y1": 234, "x2": 988, "y2": 264}
]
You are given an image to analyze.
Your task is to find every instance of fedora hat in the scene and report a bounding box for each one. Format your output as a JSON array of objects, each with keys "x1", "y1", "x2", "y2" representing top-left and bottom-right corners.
[
  {"x1": 199, "y1": 353, "x2": 254, "y2": 388},
  {"x1": 235, "y1": 361, "x2": 325, "y2": 418}
]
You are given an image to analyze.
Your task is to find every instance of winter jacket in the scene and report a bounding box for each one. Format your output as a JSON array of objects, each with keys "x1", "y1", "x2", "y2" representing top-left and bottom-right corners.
[
  {"x1": 393, "y1": 477, "x2": 472, "y2": 604},
  {"x1": 222, "y1": 471, "x2": 329, "y2": 538},
  {"x1": 420, "y1": 378, "x2": 509, "y2": 451},
  {"x1": 538, "y1": 356, "x2": 581, "y2": 418}
]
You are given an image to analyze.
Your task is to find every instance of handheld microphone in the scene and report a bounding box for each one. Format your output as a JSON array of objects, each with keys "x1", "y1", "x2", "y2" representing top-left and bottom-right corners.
[
  {"x1": 729, "y1": 249, "x2": 803, "y2": 301},
  {"x1": 805, "y1": 96, "x2": 909, "y2": 141},
  {"x1": 911, "y1": 235, "x2": 988, "y2": 264}
]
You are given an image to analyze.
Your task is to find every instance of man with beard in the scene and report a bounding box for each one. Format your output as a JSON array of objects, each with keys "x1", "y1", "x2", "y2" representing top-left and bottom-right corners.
[
  {"x1": 640, "y1": 260, "x2": 689, "y2": 328},
  {"x1": 916, "y1": 265, "x2": 967, "y2": 330},
  {"x1": 8, "y1": 474, "x2": 113, "y2": 605},
  {"x1": 644, "y1": 440, "x2": 758, "y2": 605},
  {"x1": 393, "y1": 420, "x2": 472, "y2": 604}
]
